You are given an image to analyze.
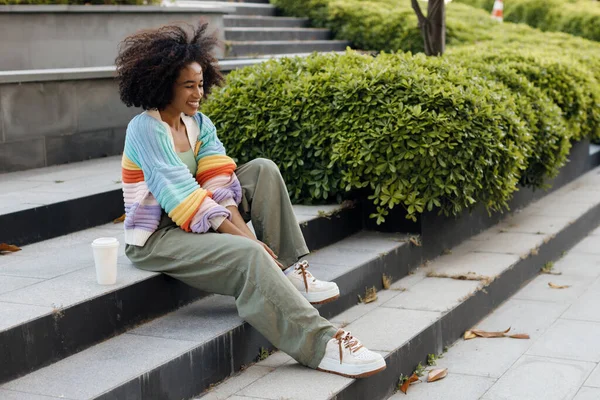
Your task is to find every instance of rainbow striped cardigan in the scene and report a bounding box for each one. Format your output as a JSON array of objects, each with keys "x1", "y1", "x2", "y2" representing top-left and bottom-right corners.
[{"x1": 121, "y1": 110, "x2": 242, "y2": 246}]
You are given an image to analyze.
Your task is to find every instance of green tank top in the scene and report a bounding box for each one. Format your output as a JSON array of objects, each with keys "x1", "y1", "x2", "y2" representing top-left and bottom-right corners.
[{"x1": 178, "y1": 148, "x2": 197, "y2": 176}]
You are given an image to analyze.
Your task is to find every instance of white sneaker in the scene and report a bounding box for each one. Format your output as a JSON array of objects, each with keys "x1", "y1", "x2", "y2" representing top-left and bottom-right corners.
[
  {"x1": 286, "y1": 260, "x2": 340, "y2": 305},
  {"x1": 317, "y1": 330, "x2": 386, "y2": 378}
]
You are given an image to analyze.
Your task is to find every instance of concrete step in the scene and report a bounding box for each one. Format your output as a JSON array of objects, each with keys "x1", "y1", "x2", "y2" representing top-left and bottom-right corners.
[
  {"x1": 224, "y1": 15, "x2": 309, "y2": 28},
  {"x1": 225, "y1": 27, "x2": 331, "y2": 42},
  {"x1": 226, "y1": 40, "x2": 350, "y2": 58},
  {"x1": 0, "y1": 155, "x2": 356, "y2": 248},
  {"x1": 0, "y1": 230, "x2": 417, "y2": 399},
  {"x1": 192, "y1": 167, "x2": 600, "y2": 400},
  {"x1": 0, "y1": 202, "x2": 362, "y2": 384},
  {"x1": 172, "y1": 1, "x2": 277, "y2": 16}
]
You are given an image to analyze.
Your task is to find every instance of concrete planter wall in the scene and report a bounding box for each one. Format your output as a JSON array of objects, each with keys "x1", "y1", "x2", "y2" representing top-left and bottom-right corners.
[
  {"x1": 0, "y1": 72, "x2": 136, "y2": 173},
  {"x1": 0, "y1": 4, "x2": 234, "y2": 71},
  {"x1": 0, "y1": 58, "x2": 272, "y2": 173}
]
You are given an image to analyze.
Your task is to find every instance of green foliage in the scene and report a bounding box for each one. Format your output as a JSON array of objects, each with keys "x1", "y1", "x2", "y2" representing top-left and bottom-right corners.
[
  {"x1": 455, "y1": 0, "x2": 600, "y2": 42},
  {"x1": 203, "y1": 51, "x2": 534, "y2": 222},
  {"x1": 0, "y1": 0, "x2": 155, "y2": 4}
]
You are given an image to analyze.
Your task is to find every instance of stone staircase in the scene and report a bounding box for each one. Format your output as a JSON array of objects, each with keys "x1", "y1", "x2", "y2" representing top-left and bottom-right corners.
[
  {"x1": 0, "y1": 0, "x2": 349, "y2": 174},
  {"x1": 167, "y1": 0, "x2": 350, "y2": 58},
  {"x1": 1, "y1": 140, "x2": 600, "y2": 399}
]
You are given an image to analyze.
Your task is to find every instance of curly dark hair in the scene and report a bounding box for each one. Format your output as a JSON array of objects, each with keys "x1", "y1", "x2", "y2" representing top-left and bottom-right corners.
[{"x1": 115, "y1": 21, "x2": 223, "y2": 110}]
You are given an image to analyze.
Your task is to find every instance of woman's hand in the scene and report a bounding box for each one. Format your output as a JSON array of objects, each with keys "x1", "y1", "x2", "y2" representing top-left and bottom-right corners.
[
  {"x1": 217, "y1": 219, "x2": 285, "y2": 269},
  {"x1": 254, "y1": 239, "x2": 285, "y2": 269}
]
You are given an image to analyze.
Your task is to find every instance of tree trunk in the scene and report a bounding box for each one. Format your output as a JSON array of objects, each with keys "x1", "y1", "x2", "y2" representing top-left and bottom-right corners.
[
  {"x1": 411, "y1": 0, "x2": 446, "y2": 56},
  {"x1": 428, "y1": 0, "x2": 445, "y2": 56}
]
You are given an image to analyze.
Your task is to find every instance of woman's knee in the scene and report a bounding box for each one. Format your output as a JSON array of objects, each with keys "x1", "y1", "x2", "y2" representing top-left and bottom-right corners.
[{"x1": 248, "y1": 158, "x2": 281, "y2": 176}]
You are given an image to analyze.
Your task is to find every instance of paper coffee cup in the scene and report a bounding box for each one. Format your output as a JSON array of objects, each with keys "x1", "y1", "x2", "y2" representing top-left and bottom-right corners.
[{"x1": 92, "y1": 237, "x2": 119, "y2": 285}]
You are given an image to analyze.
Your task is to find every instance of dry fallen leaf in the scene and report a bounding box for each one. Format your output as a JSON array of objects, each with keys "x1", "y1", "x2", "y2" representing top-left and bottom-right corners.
[
  {"x1": 464, "y1": 330, "x2": 477, "y2": 340},
  {"x1": 400, "y1": 373, "x2": 419, "y2": 394},
  {"x1": 427, "y1": 368, "x2": 448, "y2": 383},
  {"x1": 471, "y1": 327, "x2": 511, "y2": 338},
  {"x1": 464, "y1": 327, "x2": 530, "y2": 340},
  {"x1": 113, "y1": 214, "x2": 126, "y2": 223},
  {"x1": 548, "y1": 282, "x2": 570, "y2": 289},
  {"x1": 363, "y1": 286, "x2": 378, "y2": 304},
  {"x1": 0, "y1": 243, "x2": 21, "y2": 254},
  {"x1": 509, "y1": 333, "x2": 530, "y2": 339},
  {"x1": 409, "y1": 237, "x2": 422, "y2": 247},
  {"x1": 382, "y1": 274, "x2": 391, "y2": 290}
]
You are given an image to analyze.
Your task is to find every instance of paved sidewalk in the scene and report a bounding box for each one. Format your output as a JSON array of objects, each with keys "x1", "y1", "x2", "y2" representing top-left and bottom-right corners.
[{"x1": 390, "y1": 225, "x2": 600, "y2": 400}]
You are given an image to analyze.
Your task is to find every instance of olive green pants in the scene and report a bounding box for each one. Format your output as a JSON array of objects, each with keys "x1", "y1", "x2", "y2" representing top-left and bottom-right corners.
[{"x1": 126, "y1": 158, "x2": 337, "y2": 368}]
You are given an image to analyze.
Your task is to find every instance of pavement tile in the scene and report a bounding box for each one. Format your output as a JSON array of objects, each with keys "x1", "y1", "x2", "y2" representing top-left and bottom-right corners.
[
  {"x1": 438, "y1": 333, "x2": 533, "y2": 378},
  {"x1": 562, "y1": 278, "x2": 600, "y2": 323},
  {"x1": 382, "y1": 277, "x2": 481, "y2": 312},
  {"x1": 344, "y1": 307, "x2": 441, "y2": 352},
  {"x1": 475, "y1": 299, "x2": 569, "y2": 340},
  {"x1": 128, "y1": 295, "x2": 241, "y2": 343},
  {"x1": 0, "y1": 302, "x2": 53, "y2": 332},
  {"x1": 574, "y1": 387, "x2": 600, "y2": 400},
  {"x1": 0, "y1": 263, "x2": 153, "y2": 308},
  {"x1": 423, "y1": 252, "x2": 519, "y2": 279},
  {"x1": 443, "y1": 239, "x2": 482, "y2": 256},
  {"x1": 553, "y1": 253, "x2": 600, "y2": 278},
  {"x1": 483, "y1": 355, "x2": 595, "y2": 400},
  {"x1": 584, "y1": 363, "x2": 600, "y2": 388},
  {"x1": 388, "y1": 268, "x2": 427, "y2": 291},
  {"x1": 388, "y1": 372, "x2": 496, "y2": 400},
  {"x1": 0, "y1": 333, "x2": 196, "y2": 399},
  {"x1": 0, "y1": 275, "x2": 44, "y2": 295},
  {"x1": 255, "y1": 351, "x2": 294, "y2": 368},
  {"x1": 303, "y1": 245, "x2": 379, "y2": 268},
  {"x1": 239, "y1": 362, "x2": 350, "y2": 400},
  {"x1": 330, "y1": 289, "x2": 402, "y2": 325},
  {"x1": 0, "y1": 389, "x2": 70, "y2": 400},
  {"x1": 497, "y1": 214, "x2": 572, "y2": 235},
  {"x1": 512, "y1": 273, "x2": 593, "y2": 304},
  {"x1": 527, "y1": 319, "x2": 600, "y2": 362},
  {"x1": 205, "y1": 365, "x2": 274, "y2": 400},
  {"x1": 473, "y1": 232, "x2": 545, "y2": 257},
  {"x1": 334, "y1": 231, "x2": 406, "y2": 253},
  {"x1": 570, "y1": 236, "x2": 600, "y2": 255},
  {"x1": 528, "y1": 200, "x2": 593, "y2": 218}
]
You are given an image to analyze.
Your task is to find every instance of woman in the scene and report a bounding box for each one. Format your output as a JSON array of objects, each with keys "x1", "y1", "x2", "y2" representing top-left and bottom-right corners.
[{"x1": 115, "y1": 21, "x2": 386, "y2": 379}]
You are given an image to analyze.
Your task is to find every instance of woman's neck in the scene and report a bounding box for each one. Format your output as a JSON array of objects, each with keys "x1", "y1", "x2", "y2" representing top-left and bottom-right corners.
[{"x1": 158, "y1": 108, "x2": 182, "y2": 130}]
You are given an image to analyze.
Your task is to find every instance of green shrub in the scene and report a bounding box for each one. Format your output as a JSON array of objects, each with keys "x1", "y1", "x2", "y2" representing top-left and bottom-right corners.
[
  {"x1": 455, "y1": 0, "x2": 600, "y2": 42},
  {"x1": 449, "y1": 54, "x2": 571, "y2": 188},
  {"x1": 203, "y1": 51, "x2": 532, "y2": 222},
  {"x1": 0, "y1": 0, "x2": 155, "y2": 4}
]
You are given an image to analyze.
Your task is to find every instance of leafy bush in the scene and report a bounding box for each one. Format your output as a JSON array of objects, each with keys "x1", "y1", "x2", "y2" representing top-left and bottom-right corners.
[
  {"x1": 0, "y1": 0, "x2": 155, "y2": 4},
  {"x1": 203, "y1": 51, "x2": 533, "y2": 222},
  {"x1": 455, "y1": 0, "x2": 600, "y2": 42}
]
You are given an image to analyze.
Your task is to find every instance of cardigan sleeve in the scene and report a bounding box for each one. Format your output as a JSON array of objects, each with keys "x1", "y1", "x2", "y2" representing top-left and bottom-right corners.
[
  {"x1": 194, "y1": 113, "x2": 243, "y2": 206},
  {"x1": 125, "y1": 114, "x2": 231, "y2": 233}
]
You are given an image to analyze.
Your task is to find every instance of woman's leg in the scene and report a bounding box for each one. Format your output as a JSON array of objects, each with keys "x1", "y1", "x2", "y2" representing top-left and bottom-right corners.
[
  {"x1": 126, "y1": 224, "x2": 337, "y2": 369},
  {"x1": 235, "y1": 158, "x2": 309, "y2": 268},
  {"x1": 235, "y1": 158, "x2": 340, "y2": 305}
]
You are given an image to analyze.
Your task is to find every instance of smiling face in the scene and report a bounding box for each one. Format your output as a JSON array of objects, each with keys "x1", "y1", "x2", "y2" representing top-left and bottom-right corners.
[{"x1": 168, "y1": 62, "x2": 204, "y2": 115}]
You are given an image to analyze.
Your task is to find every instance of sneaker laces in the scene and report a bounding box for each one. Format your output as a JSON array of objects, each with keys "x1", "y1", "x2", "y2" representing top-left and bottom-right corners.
[
  {"x1": 293, "y1": 260, "x2": 316, "y2": 292},
  {"x1": 333, "y1": 330, "x2": 364, "y2": 364}
]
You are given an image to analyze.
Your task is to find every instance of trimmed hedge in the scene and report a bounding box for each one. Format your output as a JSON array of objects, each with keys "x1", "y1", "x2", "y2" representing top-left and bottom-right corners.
[
  {"x1": 455, "y1": 0, "x2": 600, "y2": 42},
  {"x1": 0, "y1": 0, "x2": 155, "y2": 4},
  {"x1": 198, "y1": 0, "x2": 600, "y2": 221},
  {"x1": 203, "y1": 51, "x2": 535, "y2": 222}
]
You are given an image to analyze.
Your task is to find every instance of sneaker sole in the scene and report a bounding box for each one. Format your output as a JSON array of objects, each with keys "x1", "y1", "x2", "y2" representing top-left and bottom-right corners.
[
  {"x1": 309, "y1": 294, "x2": 340, "y2": 305},
  {"x1": 302, "y1": 286, "x2": 341, "y2": 305},
  {"x1": 317, "y1": 364, "x2": 387, "y2": 379}
]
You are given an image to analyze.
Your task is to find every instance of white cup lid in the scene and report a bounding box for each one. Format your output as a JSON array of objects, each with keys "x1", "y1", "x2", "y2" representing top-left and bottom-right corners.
[{"x1": 92, "y1": 237, "x2": 119, "y2": 247}]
